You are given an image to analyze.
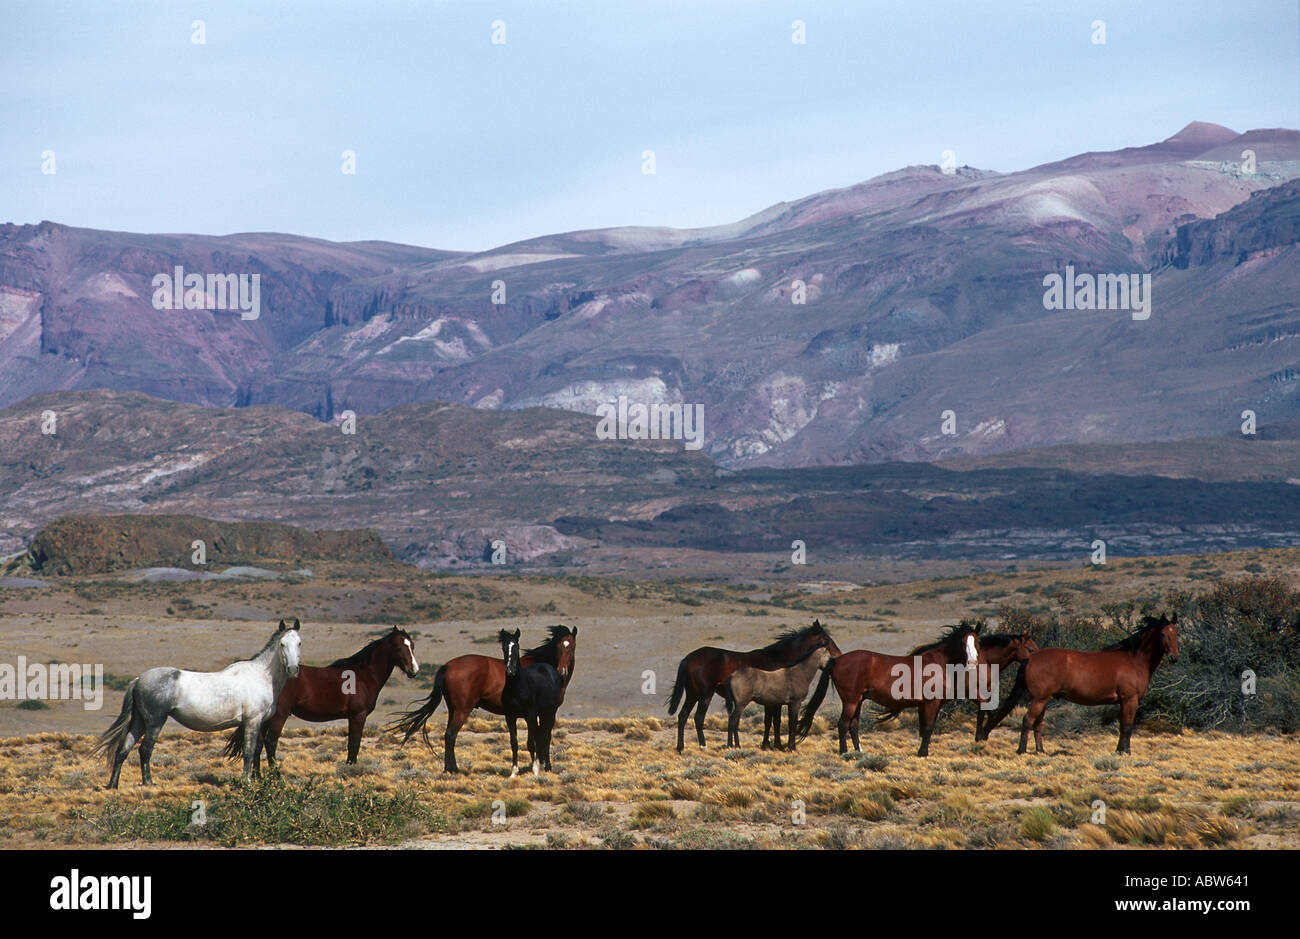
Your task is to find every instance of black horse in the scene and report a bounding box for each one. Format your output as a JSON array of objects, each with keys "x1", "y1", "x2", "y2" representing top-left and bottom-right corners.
[{"x1": 498, "y1": 628, "x2": 565, "y2": 778}]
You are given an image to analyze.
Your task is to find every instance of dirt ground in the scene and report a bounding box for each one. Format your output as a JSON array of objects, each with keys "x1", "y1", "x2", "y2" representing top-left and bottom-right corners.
[{"x1": 1, "y1": 551, "x2": 1298, "y2": 849}]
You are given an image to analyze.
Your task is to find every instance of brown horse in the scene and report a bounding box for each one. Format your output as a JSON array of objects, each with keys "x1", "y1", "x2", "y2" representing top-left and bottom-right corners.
[
  {"x1": 972, "y1": 631, "x2": 1038, "y2": 740},
  {"x1": 797, "y1": 622, "x2": 983, "y2": 757},
  {"x1": 1018, "y1": 613, "x2": 1178, "y2": 755},
  {"x1": 388, "y1": 625, "x2": 576, "y2": 773},
  {"x1": 667, "y1": 621, "x2": 841, "y2": 753},
  {"x1": 223, "y1": 626, "x2": 419, "y2": 768}
]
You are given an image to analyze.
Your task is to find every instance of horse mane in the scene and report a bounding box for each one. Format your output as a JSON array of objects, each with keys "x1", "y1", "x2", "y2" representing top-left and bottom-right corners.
[
  {"x1": 760, "y1": 622, "x2": 824, "y2": 653},
  {"x1": 523, "y1": 625, "x2": 574, "y2": 663},
  {"x1": 328, "y1": 631, "x2": 400, "y2": 669},
  {"x1": 786, "y1": 643, "x2": 829, "y2": 667},
  {"x1": 248, "y1": 624, "x2": 290, "y2": 661},
  {"x1": 907, "y1": 623, "x2": 975, "y2": 656},
  {"x1": 1103, "y1": 616, "x2": 1169, "y2": 652},
  {"x1": 975, "y1": 633, "x2": 1019, "y2": 649}
]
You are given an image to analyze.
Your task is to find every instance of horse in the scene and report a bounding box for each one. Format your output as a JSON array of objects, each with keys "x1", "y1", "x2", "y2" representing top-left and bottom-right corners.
[
  {"x1": 222, "y1": 626, "x2": 419, "y2": 769},
  {"x1": 388, "y1": 625, "x2": 576, "y2": 773},
  {"x1": 1018, "y1": 613, "x2": 1178, "y2": 755},
  {"x1": 724, "y1": 646, "x2": 833, "y2": 750},
  {"x1": 498, "y1": 628, "x2": 566, "y2": 777},
  {"x1": 971, "y1": 631, "x2": 1038, "y2": 740},
  {"x1": 92, "y1": 619, "x2": 302, "y2": 788},
  {"x1": 667, "y1": 620, "x2": 841, "y2": 752},
  {"x1": 797, "y1": 622, "x2": 982, "y2": 757}
]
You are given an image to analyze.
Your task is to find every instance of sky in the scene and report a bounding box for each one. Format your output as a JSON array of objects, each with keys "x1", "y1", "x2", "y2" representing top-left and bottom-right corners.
[{"x1": 3, "y1": 0, "x2": 1298, "y2": 252}]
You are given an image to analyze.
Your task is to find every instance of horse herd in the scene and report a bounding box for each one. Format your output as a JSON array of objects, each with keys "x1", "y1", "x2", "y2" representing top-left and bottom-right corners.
[{"x1": 90, "y1": 613, "x2": 1181, "y2": 788}]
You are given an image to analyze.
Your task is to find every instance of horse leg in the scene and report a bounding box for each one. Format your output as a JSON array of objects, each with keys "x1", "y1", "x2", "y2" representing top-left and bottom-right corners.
[
  {"x1": 975, "y1": 698, "x2": 985, "y2": 741},
  {"x1": 761, "y1": 708, "x2": 772, "y2": 750},
  {"x1": 693, "y1": 694, "x2": 711, "y2": 749},
  {"x1": 109, "y1": 712, "x2": 145, "y2": 789},
  {"x1": 917, "y1": 700, "x2": 940, "y2": 757},
  {"x1": 137, "y1": 717, "x2": 162, "y2": 786},
  {"x1": 786, "y1": 701, "x2": 797, "y2": 751},
  {"x1": 345, "y1": 712, "x2": 366, "y2": 764},
  {"x1": 1117, "y1": 695, "x2": 1137, "y2": 755},
  {"x1": 242, "y1": 719, "x2": 261, "y2": 779},
  {"x1": 675, "y1": 690, "x2": 696, "y2": 753},
  {"x1": 507, "y1": 715, "x2": 521, "y2": 778},
  {"x1": 1019, "y1": 698, "x2": 1047, "y2": 754},
  {"x1": 443, "y1": 707, "x2": 468, "y2": 774},
  {"x1": 540, "y1": 711, "x2": 556, "y2": 771},
  {"x1": 525, "y1": 715, "x2": 542, "y2": 777},
  {"x1": 730, "y1": 696, "x2": 746, "y2": 749},
  {"x1": 264, "y1": 708, "x2": 289, "y2": 772},
  {"x1": 850, "y1": 701, "x2": 864, "y2": 752}
]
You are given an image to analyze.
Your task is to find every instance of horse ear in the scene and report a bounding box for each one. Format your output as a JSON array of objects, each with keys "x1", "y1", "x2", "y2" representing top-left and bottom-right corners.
[
  {"x1": 513, "y1": 628, "x2": 521, "y2": 640},
  {"x1": 292, "y1": 618, "x2": 300, "y2": 631},
  {"x1": 571, "y1": 626, "x2": 578, "y2": 638},
  {"x1": 278, "y1": 619, "x2": 286, "y2": 630}
]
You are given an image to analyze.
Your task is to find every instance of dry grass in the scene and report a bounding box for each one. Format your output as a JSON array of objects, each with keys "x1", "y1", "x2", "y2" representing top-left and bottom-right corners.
[{"x1": 1, "y1": 712, "x2": 1295, "y2": 850}]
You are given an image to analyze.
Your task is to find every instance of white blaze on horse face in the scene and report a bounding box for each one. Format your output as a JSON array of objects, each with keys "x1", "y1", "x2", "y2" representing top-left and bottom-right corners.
[
  {"x1": 284, "y1": 630, "x2": 302, "y2": 676},
  {"x1": 404, "y1": 637, "x2": 419, "y2": 673},
  {"x1": 965, "y1": 634, "x2": 978, "y2": 669}
]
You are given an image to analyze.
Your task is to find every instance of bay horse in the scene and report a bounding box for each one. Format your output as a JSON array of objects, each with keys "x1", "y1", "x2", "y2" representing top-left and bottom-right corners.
[
  {"x1": 93, "y1": 619, "x2": 302, "y2": 787},
  {"x1": 1018, "y1": 613, "x2": 1178, "y2": 755},
  {"x1": 222, "y1": 626, "x2": 419, "y2": 768},
  {"x1": 667, "y1": 620, "x2": 841, "y2": 752},
  {"x1": 388, "y1": 625, "x2": 576, "y2": 773},
  {"x1": 725, "y1": 646, "x2": 833, "y2": 750},
  {"x1": 499, "y1": 628, "x2": 566, "y2": 777},
  {"x1": 797, "y1": 622, "x2": 982, "y2": 757},
  {"x1": 972, "y1": 631, "x2": 1038, "y2": 740}
]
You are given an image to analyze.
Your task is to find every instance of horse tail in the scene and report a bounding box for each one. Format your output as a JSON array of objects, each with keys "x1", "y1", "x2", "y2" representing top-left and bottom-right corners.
[
  {"x1": 977, "y1": 663, "x2": 1027, "y2": 739},
  {"x1": 874, "y1": 707, "x2": 901, "y2": 724},
  {"x1": 387, "y1": 665, "x2": 446, "y2": 748},
  {"x1": 666, "y1": 659, "x2": 689, "y2": 715},
  {"x1": 91, "y1": 679, "x2": 137, "y2": 768},
  {"x1": 796, "y1": 658, "x2": 835, "y2": 741},
  {"x1": 222, "y1": 725, "x2": 245, "y2": 760}
]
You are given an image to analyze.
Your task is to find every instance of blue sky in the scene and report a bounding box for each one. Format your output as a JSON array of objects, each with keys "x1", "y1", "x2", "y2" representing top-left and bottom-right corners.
[{"x1": 3, "y1": 0, "x2": 1297, "y2": 251}]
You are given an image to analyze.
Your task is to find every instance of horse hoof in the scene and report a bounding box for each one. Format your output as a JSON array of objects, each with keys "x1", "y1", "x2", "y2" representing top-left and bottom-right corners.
[{"x1": 509, "y1": 766, "x2": 519, "y2": 778}]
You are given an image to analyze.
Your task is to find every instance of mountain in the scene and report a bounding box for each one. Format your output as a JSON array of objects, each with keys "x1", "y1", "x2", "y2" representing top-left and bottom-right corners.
[{"x1": 1, "y1": 123, "x2": 1297, "y2": 469}]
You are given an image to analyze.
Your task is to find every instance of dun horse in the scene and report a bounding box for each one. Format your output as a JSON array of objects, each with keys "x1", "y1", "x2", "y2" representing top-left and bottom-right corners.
[
  {"x1": 223, "y1": 626, "x2": 419, "y2": 768},
  {"x1": 725, "y1": 646, "x2": 832, "y2": 750},
  {"x1": 798, "y1": 622, "x2": 982, "y2": 757},
  {"x1": 1018, "y1": 614, "x2": 1179, "y2": 755},
  {"x1": 389, "y1": 625, "x2": 576, "y2": 773},
  {"x1": 668, "y1": 621, "x2": 841, "y2": 752},
  {"x1": 93, "y1": 619, "x2": 302, "y2": 787},
  {"x1": 498, "y1": 628, "x2": 566, "y2": 777}
]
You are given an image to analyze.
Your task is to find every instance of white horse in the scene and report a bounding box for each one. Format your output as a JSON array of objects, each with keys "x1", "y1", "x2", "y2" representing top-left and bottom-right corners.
[{"x1": 94, "y1": 619, "x2": 302, "y2": 788}]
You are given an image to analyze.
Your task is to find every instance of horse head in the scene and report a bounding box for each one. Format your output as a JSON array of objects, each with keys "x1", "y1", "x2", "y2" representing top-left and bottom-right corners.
[
  {"x1": 389, "y1": 626, "x2": 420, "y2": 678},
  {"x1": 1015, "y1": 631, "x2": 1040, "y2": 661},
  {"x1": 551, "y1": 625, "x2": 577, "y2": 678},
  {"x1": 1159, "y1": 612, "x2": 1179, "y2": 661},
  {"x1": 954, "y1": 621, "x2": 982, "y2": 669},
  {"x1": 277, "y1": 618, "x2": 302, "y2": 678},
  {"x1": 499, "y1": 628, "x2": 522, "y2": 679},
  {"x1": 808, "y1": 620, "x2": 843, "y2": 657}
]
